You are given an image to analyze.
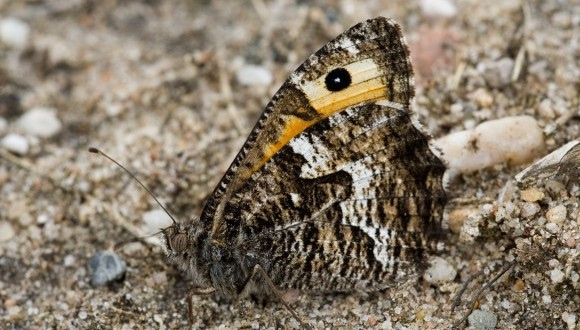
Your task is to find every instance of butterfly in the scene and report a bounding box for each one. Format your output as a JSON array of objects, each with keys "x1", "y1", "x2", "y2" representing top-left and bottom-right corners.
[{"x1": 160, "y1": 16, "x2": 446, "y2": 324}]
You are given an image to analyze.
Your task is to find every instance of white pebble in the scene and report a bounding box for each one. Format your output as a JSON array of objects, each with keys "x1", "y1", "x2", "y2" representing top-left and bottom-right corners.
[
  {"x1": 78, "y1": 310, "x2": 87, "y2": 320},
  {"x1": 236, "y1": 65, "x2": 273, "y2": 86},
  {"x1": 546, "y1": 205, "x2": 567, "y2": 224},
  {"x1": 521, "y1": 202, "x2": 540, "y2": 218},
  {"x1": 0, "y1": 17, "x2": 30, "y2": 49},
  {"x1": 1, "y1": 133, "x2": 29, "y2": 155},
  {"x1": 562, "y1": 312, "x2": 577, "y2": 330},
  {"x1": 0, "y1": 221, "x2": 15, "y2": 242},
  {"x1": 545, "y1": 222, "x2": 559, "y2": 234},
  {"x1": 542, "y1": 294, "x2": 552, "y2": 304},
  {"x1": 18, "y1": 107, "x2": 62, "y2": 138},
  {"x1": 419, "y1": 0, "x2": 457, "y2": 17},
  {"x1": 501, "y1": 299, "x2": 510, "y2": 309},
  {"x1": 550, "y1": 268, "x2": 565, "y2": 283},
  {"x1": 64, "y1": 254, "x2": 76, "y2": 267},
  {"x1": 436, "y1": 116, "x2": 545, "y2": 174},
  {"x1": 423, "y1": 257, "x2": 457, "y2": 283},
  {"x1": 142, "y1": 209, "x2": 173, "y2": 235},
  {"x1": 468, "y1": 310, "x2": 497, "y2": 330}
]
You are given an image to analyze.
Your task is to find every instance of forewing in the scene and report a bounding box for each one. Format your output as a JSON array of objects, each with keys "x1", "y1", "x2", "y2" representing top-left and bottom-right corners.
[{"x1": 200, "y1": 17, "x2": 416, "y2": 238}]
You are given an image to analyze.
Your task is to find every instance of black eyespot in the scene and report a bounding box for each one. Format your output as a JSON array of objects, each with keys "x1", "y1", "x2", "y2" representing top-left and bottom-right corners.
[{"x1": 324, "y1": 67, "x2": 352, "y2": 92}]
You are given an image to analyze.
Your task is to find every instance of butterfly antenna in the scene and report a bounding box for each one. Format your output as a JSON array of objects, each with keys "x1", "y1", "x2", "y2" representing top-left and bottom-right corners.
[
  {"x1": 113, "y1": 230, "x2": 163, "y2": 251},
  {"x1": 88, "y1": 147, "x2": 178, "y2": 226}
]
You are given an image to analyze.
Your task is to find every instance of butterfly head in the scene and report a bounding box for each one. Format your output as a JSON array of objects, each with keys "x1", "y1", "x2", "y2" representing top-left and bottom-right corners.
[{"x1": 160, "y1": 219, "x2": 202, "y2": 257}]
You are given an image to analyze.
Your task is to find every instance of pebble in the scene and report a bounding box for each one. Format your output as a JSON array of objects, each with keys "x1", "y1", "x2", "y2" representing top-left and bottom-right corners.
[
  {"x1": 436, "y1": 116, "x2": 545, "y2": 174},
  {"x1": 236, "y1": 65, "x2": 273, "y2": 86},
  {"x1": 64, "y1": 254, "x2": 76, "y2": 267},
  {"x1": 0, "y1": 17, "x2": 30, "y2": 49},
  {"x1": 87, "y1": 250, "x2": 127, "y2": 286},
  {"x1": 513, "y1": 279, "x2": 525, "y2": 291},
  {"x1": 521, "y1": 202, "x2": 540, "y2": 218},
  {"x1": 545, "y1": 222, "x2": 559, "y2": 234},
  {"x1": 423, "y1": 257, "x2": 457, "y2": 283},
  {"x1": 479, "y1": 57, "x2": 514, "y2": 88},
  {"x1": 1, "y1": 133, "x2": 29, "y2": 155},
  {"x1": 520, "y1": 188, "x2": 544, "y2": 202},
  {"x1": 471, "y1": 88, "x2": 494, "y2": 108},
  {"x1": 142, "y1": 209, "x2": 173, "y2": 235},
  {"x1": 538, "y1": 99, "x2": 556, "y2": 119},
  {"x1": 419, "y1": 0, "x2": 457, "y2": 17},
  {"x1": 448, "y1": 207, "x2": 478, "y2": 234},
  {"x1": 17, "y1": 107, "x2": 62, "y2": 138},
  {"x1": 550, "y1": 268, "x2": 565, "y2": 283},
  {"x1": 546, "y1": 205, "x2": 567, "y2": 224},
  {"x1": 561, "y1": 312, "x2": 577, "y2": 329},
  {"x1": 78, "y1": 310, "x2": 87, "y2": 320},
  {"x1": 468, "y1": 310, "x2": 498, "y2": 330},
  {"x1": 0, "y1": 221, "x2": 16, "y2": 242}
]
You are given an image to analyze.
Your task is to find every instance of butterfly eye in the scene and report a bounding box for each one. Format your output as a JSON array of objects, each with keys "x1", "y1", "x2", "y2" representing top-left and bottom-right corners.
[
  {"x1": 324, "y1": 67, "x2": 352, "y2": 92},
  {"x1": 170, "y1": 233, "x2": 188, "y2": 253}
]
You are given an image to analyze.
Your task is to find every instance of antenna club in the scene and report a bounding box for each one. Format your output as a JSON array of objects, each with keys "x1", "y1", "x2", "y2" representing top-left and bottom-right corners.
[{"x1": 88, "y1": 147, "x2": 100, "y2": 154}]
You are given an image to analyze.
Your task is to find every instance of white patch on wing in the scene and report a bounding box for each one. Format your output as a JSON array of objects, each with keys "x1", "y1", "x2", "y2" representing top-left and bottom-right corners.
[
  {"x1": 338, "y1": 37, "x2": 359, "y2": 54},
  {"x1": 288, "y1": 134, "x2": 332, "y2": 178},
  {"x1": 339, "y1": 198, "x2": 395, "y2": 267},
  {"x1": 289, "y1": 192, "x2": 302, "y2": 206}
]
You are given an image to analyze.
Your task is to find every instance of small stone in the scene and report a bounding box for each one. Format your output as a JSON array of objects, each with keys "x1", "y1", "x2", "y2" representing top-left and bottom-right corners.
[
  {"x1": 542, "y1": 294, "x2": 552, "y2": 304},
  {"x1": 87, "y1": 250, "x2": 127, "y2": 286},
  {"x1": 562, "y1": 312, "x2": 577, "y2": 329},
  {"x1": 423, "y1": 257, "x2": 457, "y2": 283},
  {"x1": 0, "y1": 17, "x2": 30, "y2": 49},
  {"x1": 468, "y1": 310, "x2": 497, "y2": 330},
  {"x1": 78, "y1": 310, "x2": 87, "y2": 320},
  {"x1": 480, "y1": 57, "x2": 514, "y2": 88},
  {"x1": 472, "y1": 88, "x2": 493, "y2": 108},
  {"x1": 1, "y1": 134, "x2": 29, "y2": 155},
  {"x1": 64, "y1": 254, "x2": 76, "y2": 267},
  {"x1": 566, "y1": 237, "x2": 576, "y2": 248},
  {"x1": 0, "y1": 221, "x2": 15, "y2": 242},
  {"x1": 520, "y1": 188, "x2": 544, "y2": 202},
  {"x1": 546, "y1": 205, "x2": 567, "y2": 224},
  {"x1": 236, "y1": 65, "x2": 273, "y2": 86},
  {"x1": 419, "y1": 0, "x2": 457, "y2": 17},
  {"x1": 436, "y1": 116, "x2": 545, "y2": 174},
  {"x1": 18, "y1": 107, "x2": 62, "y2": 138},
  {"x1": 550, "y1": 268, "x2": 565, "y2": 283},
  {"x1": 448, "y1": 207, "x2": 478, "y2": 234},
  {"x1": 545, "y1": 222, "x2": 559, "y2": 233},
  {"x1": 538, "y1": 99, "x2": 556, "y2": 119},
  {"x1": 142, "y1": 209, "x2": 173, "y2": 235},
  {"x1": 512, "y1": 279, "x2": 525, "y2": 292},
  {"x1": 521, "y1": 202, "x2": 541, "y2": 218}
]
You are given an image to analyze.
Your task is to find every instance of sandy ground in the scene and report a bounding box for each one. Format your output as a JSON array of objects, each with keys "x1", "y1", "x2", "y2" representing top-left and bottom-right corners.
[{"x1": 0, "y1": 0, "x2": 578, "y2": 329}]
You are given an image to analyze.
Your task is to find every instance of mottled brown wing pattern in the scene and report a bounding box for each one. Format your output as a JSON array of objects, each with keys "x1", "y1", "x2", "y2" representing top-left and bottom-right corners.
[
  {"x1": 227, "y1": 101, "x2": 446, "y2": 290},
  {"x1": 200, "y1": 18, "x2": 416, "y2": 240}
]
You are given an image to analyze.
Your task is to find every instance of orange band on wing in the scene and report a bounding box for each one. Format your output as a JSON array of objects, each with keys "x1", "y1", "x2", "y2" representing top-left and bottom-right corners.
[{"x1": 255, "y1": 85, "x2": 388, "y2": 171}]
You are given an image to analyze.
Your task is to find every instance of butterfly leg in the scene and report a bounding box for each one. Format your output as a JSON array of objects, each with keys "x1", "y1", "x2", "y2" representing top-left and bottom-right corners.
[
  {"x1": 250, "y1": 264, "x2": 311, "y2": 329},
  {"x1": 187, "y1": 287, "x2": 216, "y2": 329}
]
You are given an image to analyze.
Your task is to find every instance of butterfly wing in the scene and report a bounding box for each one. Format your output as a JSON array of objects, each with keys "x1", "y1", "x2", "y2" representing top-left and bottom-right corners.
[
  {"x1": 228, "y1": 100, "x2": 446, "y2": 290},
  {"x1": 201, "y1": 17, "x2": 419, "y2": 238}
]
